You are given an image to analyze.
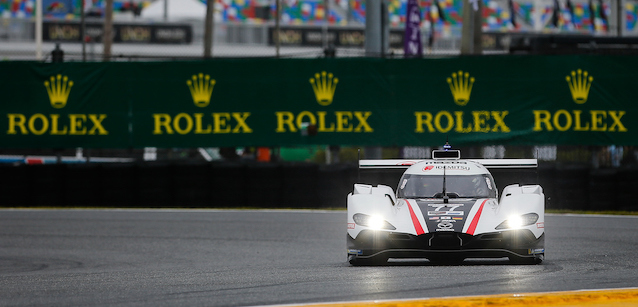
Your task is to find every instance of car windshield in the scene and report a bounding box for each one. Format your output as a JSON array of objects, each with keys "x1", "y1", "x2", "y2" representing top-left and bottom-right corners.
[{"x1": 397, "y1": 174, "x2": 497, "y2": 199}]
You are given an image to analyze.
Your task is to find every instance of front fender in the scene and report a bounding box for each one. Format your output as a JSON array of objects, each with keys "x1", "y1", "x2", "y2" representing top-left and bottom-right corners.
[
  {"x1": 492, "y1": 184, "x2": 545, "y2": 238},
  {"x1": 347, "y1": 184, "x2": 415, "y2": 238}
]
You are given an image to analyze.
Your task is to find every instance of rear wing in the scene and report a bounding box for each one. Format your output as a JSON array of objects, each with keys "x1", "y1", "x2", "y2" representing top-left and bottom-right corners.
[{"x1": 359, "y1": 159, "x2": 538, "y2": 169}]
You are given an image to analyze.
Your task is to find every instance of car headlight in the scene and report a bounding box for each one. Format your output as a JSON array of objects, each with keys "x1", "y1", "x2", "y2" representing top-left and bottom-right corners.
[
  {"x1": 352, "y1": 213, "x2": 396, "y2": 230},
  {"x1": 495, "y1": 213, "x2": 539, "y2": 230}
]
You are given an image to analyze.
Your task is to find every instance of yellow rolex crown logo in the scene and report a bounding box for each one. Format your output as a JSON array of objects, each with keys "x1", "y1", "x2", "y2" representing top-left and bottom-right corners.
[
  {"x1": 186, "y1": 73, "x2": 216, "y2": 108},
  {"x1": 447, "y1": 70, "x2": 475, "y2": 106},
  {"x1": 44, "y1": 74, "x2": 73, "y2": 109},
  {"x1": 566, "y1": 69, "x2": 593, "y2": 104},
  {"x1": 309, "y1": 71, "x2": 338, "y2": 106}
]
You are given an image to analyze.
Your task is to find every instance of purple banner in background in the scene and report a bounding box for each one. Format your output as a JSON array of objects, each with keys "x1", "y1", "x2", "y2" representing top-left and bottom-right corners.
[{"x1": 403, "y1": 0, "x2": 422, "y2": 57}]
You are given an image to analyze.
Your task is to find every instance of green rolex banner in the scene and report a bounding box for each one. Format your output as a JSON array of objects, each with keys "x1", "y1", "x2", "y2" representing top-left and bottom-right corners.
[
  {"x1": 0, "y1": 55, "x2": 635, "y2": 148},
  {"x1": 1, "y1": 62, "x2": 129, "y2": 148}
]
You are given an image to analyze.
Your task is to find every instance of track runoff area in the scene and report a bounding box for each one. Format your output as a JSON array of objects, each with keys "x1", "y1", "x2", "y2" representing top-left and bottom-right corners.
[{"x1": 274, "y1": 288, "x2": 638, "y2": 307}]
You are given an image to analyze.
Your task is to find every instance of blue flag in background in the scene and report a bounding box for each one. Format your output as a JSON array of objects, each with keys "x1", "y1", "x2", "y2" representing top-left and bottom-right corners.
[
  {"x1": 403, "y1": 0, "x2": 422, "y2": 57},
  {"x1": 43, "y1": 0, "x2": 74, "y2": 16}
]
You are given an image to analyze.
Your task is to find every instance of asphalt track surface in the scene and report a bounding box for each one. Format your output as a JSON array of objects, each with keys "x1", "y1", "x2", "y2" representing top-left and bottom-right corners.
[{"x1": 1, "y1": 209, "x2": 637, "y2": 307}]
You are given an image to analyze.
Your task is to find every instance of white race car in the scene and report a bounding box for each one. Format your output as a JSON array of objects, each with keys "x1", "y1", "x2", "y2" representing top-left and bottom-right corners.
[{"x1": 347, "y1": 145, "x2": 545, "y2": 265}]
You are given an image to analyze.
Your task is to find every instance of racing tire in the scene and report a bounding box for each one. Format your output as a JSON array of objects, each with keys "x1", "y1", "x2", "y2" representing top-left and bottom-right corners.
[
  {"x1": 348, "y1": 254, "x2": 388, "y2": 266},
  {"x1": 509, "y1": 254, "x2": 543, "y2": 265}
]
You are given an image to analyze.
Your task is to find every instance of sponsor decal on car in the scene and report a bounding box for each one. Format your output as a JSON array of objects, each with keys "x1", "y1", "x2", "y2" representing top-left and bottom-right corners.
[
  {"x1": 397, "y1": 161, "x2": 416, "y2": 166},
  {"x1": 428, "y1": 211, "x2": 464, "y2": 216},
  {"x1": 528, "y1": 248, "x2": 545, "y2": 255},
  {"x1": 537, "y1": 222, "x2": 545, "y2": 229},
  {"x1": 436, "y1": 220, "x2": 455, "y2": 232},
  {"x1": 348, "y1": 223, "x2": 355, "y2": 229},
  {"x1": 427, "y1": 203, "x2": 465, "y2": 216},
  {"x1": 422, "y1": 165, "x2": 471, "y2": 172},
  {"x1": 442, "y1": 165, "x2": 471, "y2": 171},
  {"x1": 348, "y1": 249, "x2": 363, "y2": 255},
  {"x1": 428, "y1": 203, "x2": 464, "y2": 209}
]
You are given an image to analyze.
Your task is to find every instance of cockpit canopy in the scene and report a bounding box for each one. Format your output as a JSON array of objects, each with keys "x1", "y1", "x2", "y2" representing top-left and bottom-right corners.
[{"x1": 397, "y1": 173, "x2": 497, "y2": 199}]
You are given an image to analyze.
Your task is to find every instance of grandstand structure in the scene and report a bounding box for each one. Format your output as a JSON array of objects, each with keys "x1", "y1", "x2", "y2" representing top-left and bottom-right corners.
[{"x1": 0, "y1": 0, "x2": 636, "y2": 59}]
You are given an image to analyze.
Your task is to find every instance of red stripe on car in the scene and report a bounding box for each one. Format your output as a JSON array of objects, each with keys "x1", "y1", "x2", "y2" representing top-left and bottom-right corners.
[
  {"x1": 466, "y1": 199, "x2": 488, "y2": 235},
  {"x1": 406, "y1": 200, "x2": 425, "y2": 235}
]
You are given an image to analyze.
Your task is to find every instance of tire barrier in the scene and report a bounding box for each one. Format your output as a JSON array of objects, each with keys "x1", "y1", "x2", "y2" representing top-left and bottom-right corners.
[
  {"x1": 0, "y1": 162, "x2": 636, "y2": 211},
  {"x1": 588, "y1": 168, "x2": 618, "y2": 211},
  {"x1": 614, "y1": 168, "x2": 638, "y2": 211},
  {"x1": 552, "y1": 164, "x2": 590, "y2": 210},
  {"x1": 282, "y1": 163, "x2": 319, "y2": 208}
]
